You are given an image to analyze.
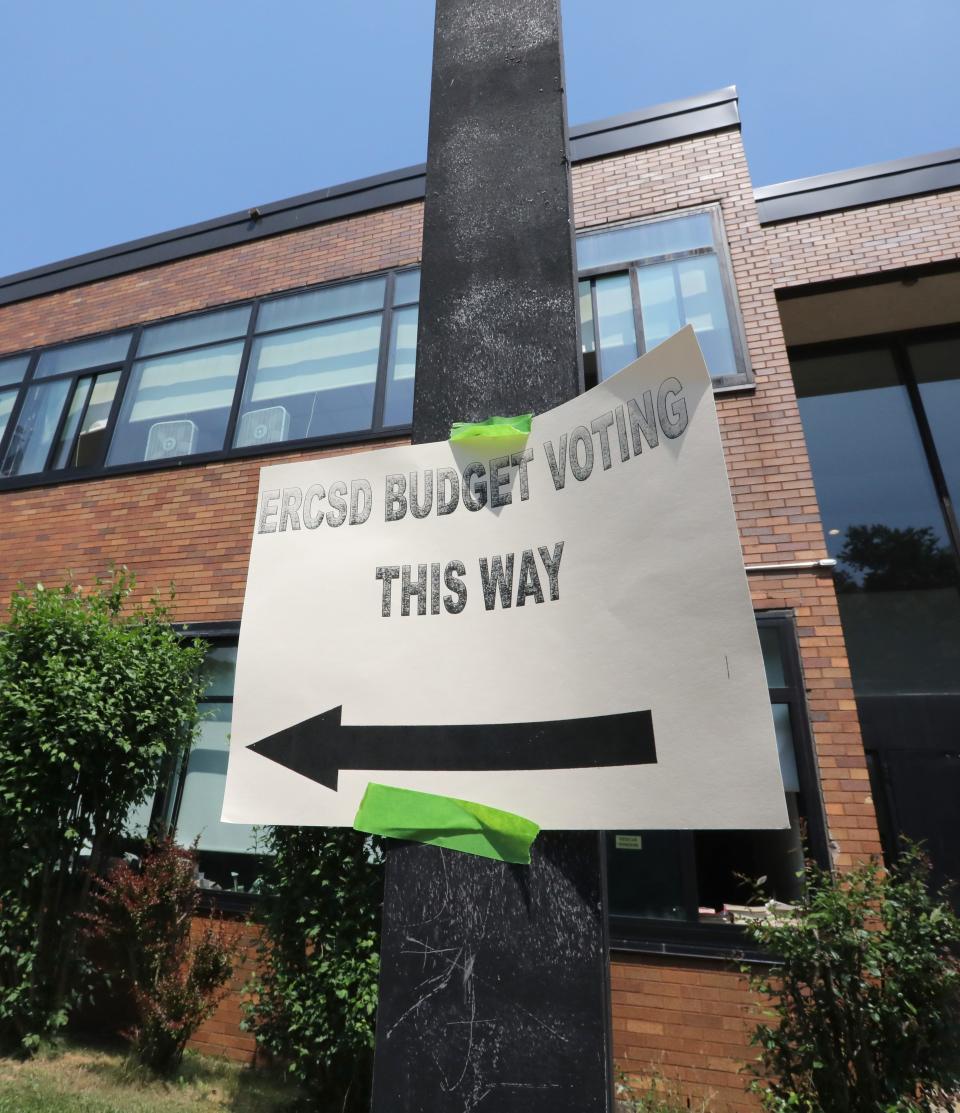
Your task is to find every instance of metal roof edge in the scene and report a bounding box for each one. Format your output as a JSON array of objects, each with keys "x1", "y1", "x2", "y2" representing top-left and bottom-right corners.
[
  {"x1": 756, "y1": 147, "x2": 960, "y2": 224},
  {"x1": 0, "y1": 87, "x2": 740, "y2": 307}
]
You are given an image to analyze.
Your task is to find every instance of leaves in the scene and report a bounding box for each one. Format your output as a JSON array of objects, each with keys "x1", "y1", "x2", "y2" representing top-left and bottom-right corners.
[
  {"x1": 84, "y1": 838, "x2": 241, "y2": 1074},
  {"x1": 746, "y1": 845, "x2": 960, "y2": 1113},
  {"x1": 243, "y1": 827, "x2": 383, "y2": 1113},
  {"x1": 0, "y1": 570, "x2": 206, "y2": 1052}
]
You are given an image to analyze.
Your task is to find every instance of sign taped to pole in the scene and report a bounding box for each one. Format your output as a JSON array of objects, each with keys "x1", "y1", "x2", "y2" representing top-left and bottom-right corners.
[{"x1": 222, "y1": 327, "x2": 788, "y2": 831}]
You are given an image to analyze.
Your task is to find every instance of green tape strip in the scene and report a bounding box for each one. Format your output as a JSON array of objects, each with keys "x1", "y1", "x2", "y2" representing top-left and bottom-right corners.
[
  {"x1": 354, "y1": 783, "x2": 540, "y2": 865},
  {"x1": 449, "y1": 413, "x2": 533, "y2": 442}
]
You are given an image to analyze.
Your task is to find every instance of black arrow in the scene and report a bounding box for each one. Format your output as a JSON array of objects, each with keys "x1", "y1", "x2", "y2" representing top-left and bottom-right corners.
[{"x1": 247, "y1": 706, "x2": 656, "y2": 790}]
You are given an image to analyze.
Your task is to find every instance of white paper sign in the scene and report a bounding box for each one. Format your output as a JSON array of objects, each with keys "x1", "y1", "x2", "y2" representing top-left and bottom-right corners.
[{"x1": 222, "y1": 327, "x2": 787, "y2": 830}]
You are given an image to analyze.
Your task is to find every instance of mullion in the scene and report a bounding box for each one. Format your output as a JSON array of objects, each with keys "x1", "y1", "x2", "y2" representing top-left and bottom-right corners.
[
  {"x1": 371, "y1": 274, "x2": 396, "y2": 431},
  {"x1": 628, "y1": 266, "x2": 646, "y2": 358},
  {"x1": 223, "y1": 299, "x2": 261, "y2": 454},
  {"x1": 98, "y1": 326, "x2": 142, "y2": 471},
  {"x1": 0, "y1": 352, "x2": 39, "y2": 472},
  {"x1": 894, "y1": 339, "x2": 960, "y2": 568},
  {"x1": 43, "y1": 375, "x2": 92, "y2": 473},
  {"x1": 589, "y1": 279, "x2": 603, "y2": 382}
]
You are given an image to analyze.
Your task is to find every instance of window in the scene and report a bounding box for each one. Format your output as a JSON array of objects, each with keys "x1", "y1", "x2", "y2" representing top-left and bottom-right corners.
[
  {"x1": 0, "y1": 337, "x2": 129, "y2": 477},
  {"x1": 107, "y1": 307, "x2": 250, "y2": 466},
  {"x1": 0, "y1": 207, "x2": 747, "y2": 490},
  {"x1": 606, "y1": 612, "x2": 827, "y2": 957},
  {"x1": 576, "y1": 209, "x2": 749, "y2": 388},
  {"x1": 0, "y1": 268, "x2": 420, "y2": 488},
  {"x1": 127, "y1": 627, "x2": 262, "y2": 895},
  {"x1": 791, "y1": 327, "x2": 960, "y2": 903}
]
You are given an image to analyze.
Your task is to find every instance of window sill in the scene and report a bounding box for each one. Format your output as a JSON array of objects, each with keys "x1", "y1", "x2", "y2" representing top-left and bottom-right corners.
[
  {"x1": 609, "y1": 917, "x2": 779, "y2": 965},
  {"x1": 0, "y1": 424, "x2": 413, "y2": 495}
]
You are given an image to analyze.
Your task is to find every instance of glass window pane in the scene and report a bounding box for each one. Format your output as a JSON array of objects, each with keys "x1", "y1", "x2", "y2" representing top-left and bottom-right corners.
[
  {"x1": 202, "y1": 644, "x2": 237, "y2": 698},
  {"x1": 174, "y1": 704, "x2": 256, "y2": 855},
  {"x1": 0, "y1": 388, "x2": 17, "y2": 445},
  {"x1": 676, "y1": 256, "x2": 737, "y2": 378},
  {"x1": 236, "y1": 315, "x2": 381, "y2": 446},
  {"x1": 793, "y1": 348, "x2": 960, "y2": 696},
  {"x1": 576, "y1": 213, "x2": 713, "y2": 271},
  {"x1": 636, "y1": 262, "x2": 683, "y2": 350},
  {"x1": 578, "y1": 281, "x2": 595, "y2": 354},
  {"x1": 107, "y1": 341, "x2": 243, "y2": 466},
  {"x1": 0, "y1": 355, "x2": 30, "y2": 387},
  {"x1": 759, "y1": 625, "x2": 786, "y2": 687},
  {"x1": 393, "y1": 270, "x2": 421, "y2": 306},
  {"x1": 383, "y1": 306, "x2": 417, "y2": 427},
  {"x1": 772, "y1": 703, "x2": 800, "y2": 793},
  {"x1": 594, "y1": 273, "x2": 638, "y2": 379},
  {"x1": 138, "y1": 306, "x2": 250, "y2": 358},
  {"x1": 51, "y1": 377, "x2": 93, "y2": 470},
  {"x1": 0, "y1": 379, "x2": 71, "y2": 476},
  {"x1": 36, "y1": 333, "x2": 131, "y2": 378},
  {"x1": 910, "y1": 337, "x2": 960, "y2": 513},
  {"x1": 53, "y1": 371, "x2": 121, "y2": 470},
  {"x1": 637, "y1": 256, "x2": 737, "y2": 379},
  {"x1": 257, "y1": 276, "x2": 387, "y2": 333}
]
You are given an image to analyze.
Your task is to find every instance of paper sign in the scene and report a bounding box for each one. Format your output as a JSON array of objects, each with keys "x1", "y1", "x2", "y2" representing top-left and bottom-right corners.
[{"x1": 222, "y1": 327, "x2": 787, "y2": 831}]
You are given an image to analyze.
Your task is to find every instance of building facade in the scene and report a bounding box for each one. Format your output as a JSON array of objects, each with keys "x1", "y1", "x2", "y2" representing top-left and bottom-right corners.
[{"x1": 0, "y1": 87, "x2": 957, "y2": 1109}]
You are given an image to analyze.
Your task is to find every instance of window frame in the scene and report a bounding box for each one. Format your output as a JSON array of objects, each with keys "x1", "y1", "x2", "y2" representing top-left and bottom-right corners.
[
  {"x1": 0, "y1": 266, "x2": 420, "y2": 492},
  {"x1": 577, "y1": 204, "x2": 753, "y2": 391},
  {"x1": 606, "y1": 610, "x2": 828, "y2": 961}
]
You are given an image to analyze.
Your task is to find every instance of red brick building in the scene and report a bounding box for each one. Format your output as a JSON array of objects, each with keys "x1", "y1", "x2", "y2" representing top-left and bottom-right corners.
[{"x1": 1, "y1": 88, "x2": 957, "y2": 1109}]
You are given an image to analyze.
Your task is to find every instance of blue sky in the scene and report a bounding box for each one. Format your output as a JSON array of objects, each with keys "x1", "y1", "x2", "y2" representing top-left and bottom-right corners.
[{"x1": 1, "y1": 1, "x2": 956, "y2": 277}]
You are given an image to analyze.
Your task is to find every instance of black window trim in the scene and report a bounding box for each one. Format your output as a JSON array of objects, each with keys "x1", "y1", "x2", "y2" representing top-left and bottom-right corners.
[
  {"x1": 578, "y1": 203, "x2": 753, "y2": 392},
  {"x1": 0, "y1": 205, "x2": 750, "y2": 492},
  {"x1": 0, "y1": 265, "x2": 421, "y2": 492},
  {"x1": 608, "y1": 609, "x2": 828, "y2": 961}
]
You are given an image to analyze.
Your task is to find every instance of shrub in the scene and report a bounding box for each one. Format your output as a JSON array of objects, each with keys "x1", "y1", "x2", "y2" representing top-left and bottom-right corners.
[
  {"x1": 745, "y1": 845, "x2": 960, "y2": 1113},
  {"x1": 243, "y1": 827, "x2": 383, "y2": 1112},
  {"x1": 0, "y1": 571, "x2": 206, "y2": 1052},
  {"x1": 84, "y1": 837, "x2": 240, "y2": 1073}
]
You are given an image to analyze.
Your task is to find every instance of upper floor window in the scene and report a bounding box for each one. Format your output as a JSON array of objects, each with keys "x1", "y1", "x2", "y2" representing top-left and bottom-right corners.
[
  {"x1": 576, "y1": 208, "x2": 749, "y2": 389},
  {"x1": 0, "y1": 206, "x2": 748, "y2": 490}
]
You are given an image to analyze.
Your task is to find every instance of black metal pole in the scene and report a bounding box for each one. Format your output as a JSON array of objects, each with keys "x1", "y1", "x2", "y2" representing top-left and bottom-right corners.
[{"x1": 369, "y1": 2, "x2": 612, "y2": 1110}]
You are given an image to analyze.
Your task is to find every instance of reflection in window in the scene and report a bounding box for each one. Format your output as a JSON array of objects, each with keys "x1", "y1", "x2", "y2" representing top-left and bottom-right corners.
[
  {"x1": 910, "y1": 337, "x2": 960, "y2": 514},
  {"x1": 0, "y1": 355, "x2": 30, "y2": 388},
  {"x1": 0, "y1": 389, "x2": 17, "y2": 447},
  {"x1": 235, "y1": 315, "x2": 381, "y2": 446},
  {"x1": 0, "y1": 379, "x2": 71, "y2": 476},
  {"x1": 36, "y1": 333, "x2": 132, "y2": 378},
  {"x1": 257, "y1": 276, "x2": 386, "y2": 334},
  {"x1": 108, "y1": 341, "x2": 244, "y2": 465},
  {"x1": 576, "y1": 211, "x2": 745, "y2": 384},
  {"x1": 383, "y1": 306, "x2": 418, "y2": 427},
  {"x1": 174, "y1": 704, "x2": 257, "y2": 858},
  {"x1": 594, "y1": 273, "x2": 638, "y2": 379},
  {"x1": 138, "y1": 307, "x2": 249, "y2": 358},
  {"x1": 606, "y1": 616, "x2": 810, "y2": 928},
  {"x1": 793, "y1": 347, "x2": 960, "y2": 697}
]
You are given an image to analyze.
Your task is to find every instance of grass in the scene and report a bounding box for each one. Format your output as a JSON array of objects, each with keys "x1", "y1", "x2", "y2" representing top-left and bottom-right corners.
[{"x1": 0, "y1": 1040, "x2": 298, "y2": 1113}]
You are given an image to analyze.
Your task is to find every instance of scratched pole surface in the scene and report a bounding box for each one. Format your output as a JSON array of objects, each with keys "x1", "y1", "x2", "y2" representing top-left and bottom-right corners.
[{"x1": 369, "y1": 1, "x2": 612, "y2": 1110}]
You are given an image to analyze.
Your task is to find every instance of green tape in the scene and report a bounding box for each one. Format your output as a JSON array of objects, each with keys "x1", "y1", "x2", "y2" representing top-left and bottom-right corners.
[
  {"x1": 354, "y1": 783, "x2": 539, "y2": 865},
  {"x1": 449, "y1": 413, "x2": 533, "y2": 443}
]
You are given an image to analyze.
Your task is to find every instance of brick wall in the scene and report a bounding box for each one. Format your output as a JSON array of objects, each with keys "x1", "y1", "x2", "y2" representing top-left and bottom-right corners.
[
  {"x1": 763, "y1": 189, "x2": 960, "y2": 289},
  {"x1": 612, "y1": 954, "x2": 761, "y2": 1113},
  {"x1": 187, "y1": 918, "x2": 260, "y2": 1064},
  {"x1": 0, "y1": 127, "x2": 883, "y2": 1097}
]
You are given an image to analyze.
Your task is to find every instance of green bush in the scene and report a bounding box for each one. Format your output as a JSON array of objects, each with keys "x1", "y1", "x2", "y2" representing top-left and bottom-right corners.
[
  {"x1": 243, "y1": 827, "x2": 383, "y2": 1112},
  {"x1": 0, "y1": 571, "x2": 206, "y2": 1052},
  {"x1": 84, "y1": 838, "x2": 239, "y2": 1073},
  {"x1": 745, "y1": 845, "x2": 960, "y2": 1113}
]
